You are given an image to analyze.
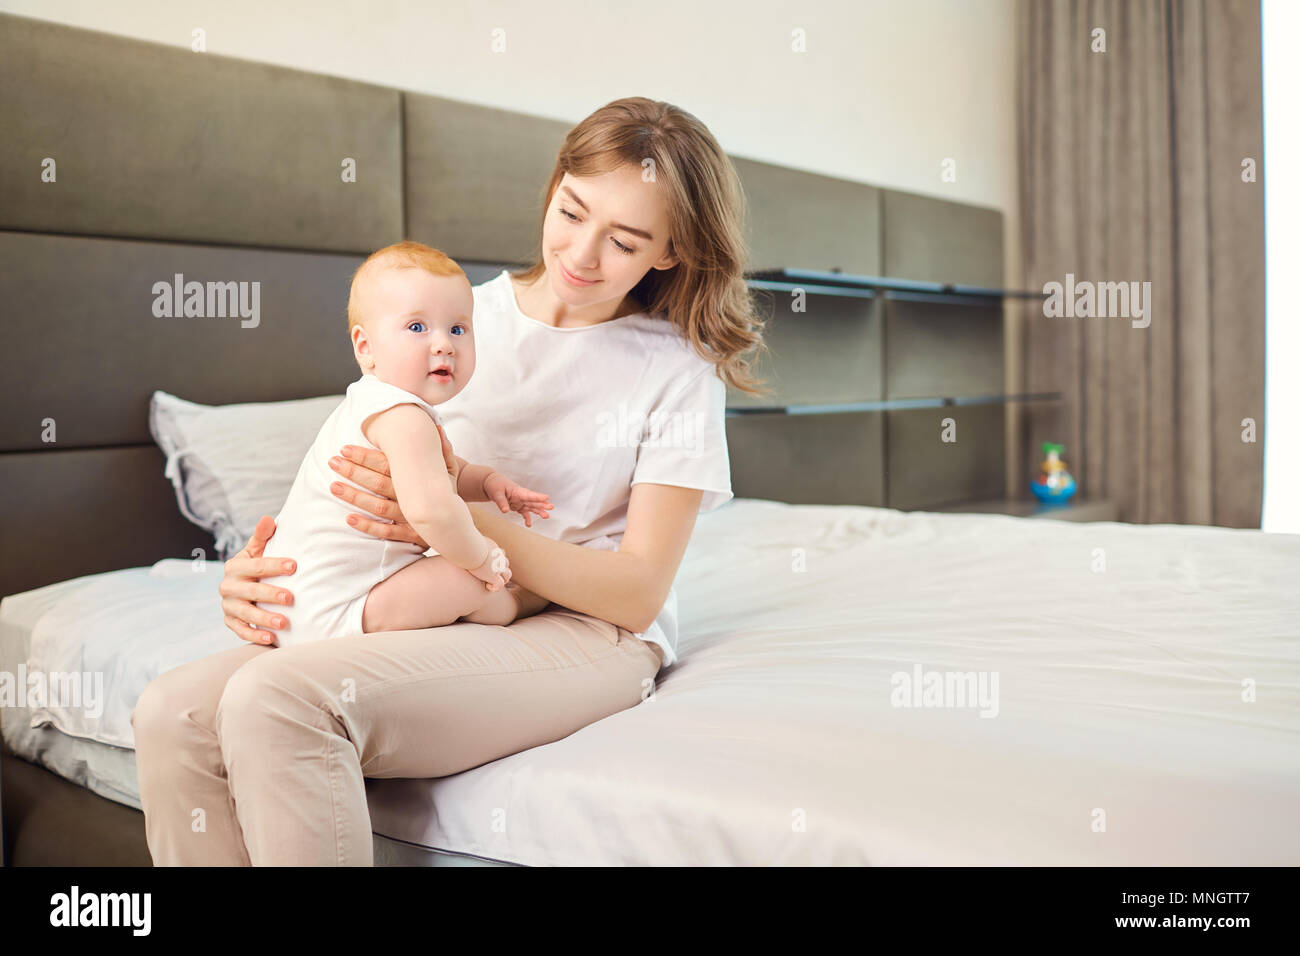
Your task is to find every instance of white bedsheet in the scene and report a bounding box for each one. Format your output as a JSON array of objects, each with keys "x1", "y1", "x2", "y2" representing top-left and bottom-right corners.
[{"x1": 4, "y1": 499, "x2": 1299, "y2": 864}]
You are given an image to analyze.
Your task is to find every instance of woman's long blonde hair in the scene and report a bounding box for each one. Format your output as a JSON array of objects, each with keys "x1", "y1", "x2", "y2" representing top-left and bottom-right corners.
[{"x1": 512, "y1": 97, "x2": 769, "y2": 396}]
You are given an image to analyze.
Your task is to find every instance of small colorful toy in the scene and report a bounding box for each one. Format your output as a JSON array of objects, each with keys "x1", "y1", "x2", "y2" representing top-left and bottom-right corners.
[{"x1": 1030, "y1": 441, "x2": 1077, "y2": 504}]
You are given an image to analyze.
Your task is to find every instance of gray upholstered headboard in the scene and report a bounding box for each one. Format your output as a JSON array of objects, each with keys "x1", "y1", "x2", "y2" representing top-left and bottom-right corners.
[{"x1": 0, "y1": 13, "x2": 1010, "y2": 599}]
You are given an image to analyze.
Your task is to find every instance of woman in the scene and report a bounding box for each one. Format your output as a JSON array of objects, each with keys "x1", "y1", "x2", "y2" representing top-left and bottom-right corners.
[{"x1": 131, "y1": 96, "x2": 768, "y2": 866}]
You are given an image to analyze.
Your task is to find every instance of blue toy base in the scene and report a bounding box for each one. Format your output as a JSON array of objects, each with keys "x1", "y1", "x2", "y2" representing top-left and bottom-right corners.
[{"x1": 1030, "y1": 475, "x2": 1077, "y2": 504}]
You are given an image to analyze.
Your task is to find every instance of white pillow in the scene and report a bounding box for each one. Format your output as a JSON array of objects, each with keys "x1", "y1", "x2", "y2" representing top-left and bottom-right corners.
[{"x1": 149, "y1": 390, "x2": 343, "y2": 561}]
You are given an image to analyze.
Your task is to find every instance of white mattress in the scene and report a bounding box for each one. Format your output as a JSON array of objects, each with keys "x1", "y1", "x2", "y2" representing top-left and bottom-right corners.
[
  {"x1": 3, "y1": 498, "x2": 1298, "y2": 865},
  {"x1": 0, "y1": 561, "x2": 220, "y2": 808}
]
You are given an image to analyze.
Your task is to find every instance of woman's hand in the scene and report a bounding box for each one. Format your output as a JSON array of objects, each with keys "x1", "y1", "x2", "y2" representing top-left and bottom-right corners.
[
  {"x1": 219, "y1": 515, "x2": 296, "y2": 645},
  {"x1": 328, "y1": 445, "x2": 430, "y2": 549}
]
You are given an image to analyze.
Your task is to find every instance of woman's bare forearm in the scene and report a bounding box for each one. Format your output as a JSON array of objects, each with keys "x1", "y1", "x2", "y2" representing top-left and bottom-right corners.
[{"x1": 467, "y1": 503, "x2": 659, "y2": 632}]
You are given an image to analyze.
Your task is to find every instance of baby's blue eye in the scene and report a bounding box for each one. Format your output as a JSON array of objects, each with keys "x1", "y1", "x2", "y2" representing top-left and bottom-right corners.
[
  {"x1": 408, "y1": 321, "x2": 426, "y2": 333},
  {"x1": 451, "y1": 325, "x2": 466, "y2": 335}
]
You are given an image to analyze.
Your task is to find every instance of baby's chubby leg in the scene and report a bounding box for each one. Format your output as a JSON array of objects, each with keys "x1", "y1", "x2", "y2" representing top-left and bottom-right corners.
[
  {"x1": 462, "y1": 581, "x2": 550, "y2": 626},
  {"x1": 360, "y1": 556, "x2": 548, "y2": 633}
]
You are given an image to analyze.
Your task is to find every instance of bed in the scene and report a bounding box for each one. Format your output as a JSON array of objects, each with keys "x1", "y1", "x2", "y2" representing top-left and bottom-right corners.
[{"x1": 4, "y1": 497, "x2": 1298, "y2": 865}]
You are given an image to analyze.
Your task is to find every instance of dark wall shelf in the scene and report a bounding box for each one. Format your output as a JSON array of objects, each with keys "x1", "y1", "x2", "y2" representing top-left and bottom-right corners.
[
  {"x1": 747, "y1": 267, "x2": 1047, "y2": 303},
  {"x1": 747, "y1": 278, "x2": 877, "y2": 299},
  {"x1": 726, "y1": 392, "x2": 1063, "y2": 417},
  {"x1": 723, "y1": 184, "x2": 1018, "y2": 511},
  {"x1": 928, "y1": 497, "x2": 1118, "y2": 522}
]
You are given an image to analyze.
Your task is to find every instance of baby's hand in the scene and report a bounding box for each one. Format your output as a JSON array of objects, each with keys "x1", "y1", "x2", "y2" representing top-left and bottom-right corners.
[
  {"x1": 483, "y1": 473, "x2": 554, "y2": 528},
  {"x1": 469, "y1": 537, "x2": 511, "y2": 591}
]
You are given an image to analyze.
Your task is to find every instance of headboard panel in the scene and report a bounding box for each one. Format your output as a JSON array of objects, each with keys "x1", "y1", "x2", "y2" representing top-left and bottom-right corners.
[
  {"x1": 1, "y1": 447, "x2": 214, "y2": 597},
  {"x1": 2, "y1": 232, "x2": 366, "y2": 451},
  {"x1": 0, "y1": 15, "x2": 402, "y2": 252},
  {"x1": 403, "y1": 93, "x2": 570, "y2": 263},
  {"x1": 0, "y1": 228, "x2": 370, "y2": 596}
]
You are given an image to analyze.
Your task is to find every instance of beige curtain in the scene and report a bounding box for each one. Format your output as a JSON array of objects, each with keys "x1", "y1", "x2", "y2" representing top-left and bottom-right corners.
[{"x1": 1015, "y1": 0, "x2": 1265, "y2": 527}]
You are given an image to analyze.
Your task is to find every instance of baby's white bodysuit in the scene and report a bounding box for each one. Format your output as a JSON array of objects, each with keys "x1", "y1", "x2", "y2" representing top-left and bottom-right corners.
[{"x1": 255, "y1": 373, "x2": 444, "y2": 646}]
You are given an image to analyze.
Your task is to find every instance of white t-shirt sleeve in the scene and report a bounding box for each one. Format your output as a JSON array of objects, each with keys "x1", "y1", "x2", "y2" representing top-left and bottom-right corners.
[{"x1": 630, "y1": 364, "x2": 734, "y2": 514}]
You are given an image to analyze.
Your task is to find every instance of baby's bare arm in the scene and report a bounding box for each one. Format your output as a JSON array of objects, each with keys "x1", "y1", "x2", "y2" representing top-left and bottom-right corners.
[
  {"x1": 432, "y1": 422, "x2": 497, "y2": 503},
  {"x1": 456, "y1": 461, "x2": 498, "y2": 502},
  {"x1": 363, "y1": 405, "x2": 491, "y2": 571}
]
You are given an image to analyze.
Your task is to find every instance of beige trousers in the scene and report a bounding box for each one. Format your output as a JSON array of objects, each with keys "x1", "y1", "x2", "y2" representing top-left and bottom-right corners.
[{"x1": 129, "y1": 607, "x2": 663, "y2": 865}]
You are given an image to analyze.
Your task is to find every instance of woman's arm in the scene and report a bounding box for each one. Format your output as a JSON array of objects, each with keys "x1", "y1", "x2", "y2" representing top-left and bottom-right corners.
[
  {"x1": 328, "y1": 446, "x2": 700, "y2": 633},
  {"x1": 468, "y1": 483, "x2": 700, "y2": 632}
]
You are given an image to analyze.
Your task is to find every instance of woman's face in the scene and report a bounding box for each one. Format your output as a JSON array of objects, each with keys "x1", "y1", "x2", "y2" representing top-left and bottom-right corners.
[{"x1": 539, "y1": 164, "x2": 679, "y2": 314}]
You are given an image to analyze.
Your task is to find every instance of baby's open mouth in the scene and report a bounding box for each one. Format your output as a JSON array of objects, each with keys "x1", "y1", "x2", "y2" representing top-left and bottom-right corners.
[{"x1": 430, "y1": 368, "x2": 452, "y2": 379}]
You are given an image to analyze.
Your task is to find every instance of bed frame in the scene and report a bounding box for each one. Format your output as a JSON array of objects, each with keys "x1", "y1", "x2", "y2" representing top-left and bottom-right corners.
[{"x1": 0, "y1": 13, "x2": 1011, "y2": 865}]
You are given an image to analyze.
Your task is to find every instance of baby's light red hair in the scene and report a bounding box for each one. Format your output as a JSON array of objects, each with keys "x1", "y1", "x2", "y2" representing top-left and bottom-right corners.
[{"x1": 347, "y1": 240, "x2": 466, "y2": 332}]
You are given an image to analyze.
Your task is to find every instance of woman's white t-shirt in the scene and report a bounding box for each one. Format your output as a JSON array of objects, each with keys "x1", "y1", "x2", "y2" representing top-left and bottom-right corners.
[{"x1": 435, "y1": 270, "x2": 733, "y2": 667}]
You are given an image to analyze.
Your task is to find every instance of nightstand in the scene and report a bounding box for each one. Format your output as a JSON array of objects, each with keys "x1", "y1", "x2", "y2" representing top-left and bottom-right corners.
[{"x1": 929, "y1": 497, "x2": 1119, "y2": 522}]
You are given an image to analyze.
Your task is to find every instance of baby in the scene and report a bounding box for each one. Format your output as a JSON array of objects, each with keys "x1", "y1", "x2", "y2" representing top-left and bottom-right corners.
[{"x1": 255, "y1": 241, "x2": 553, "y2": 647}]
